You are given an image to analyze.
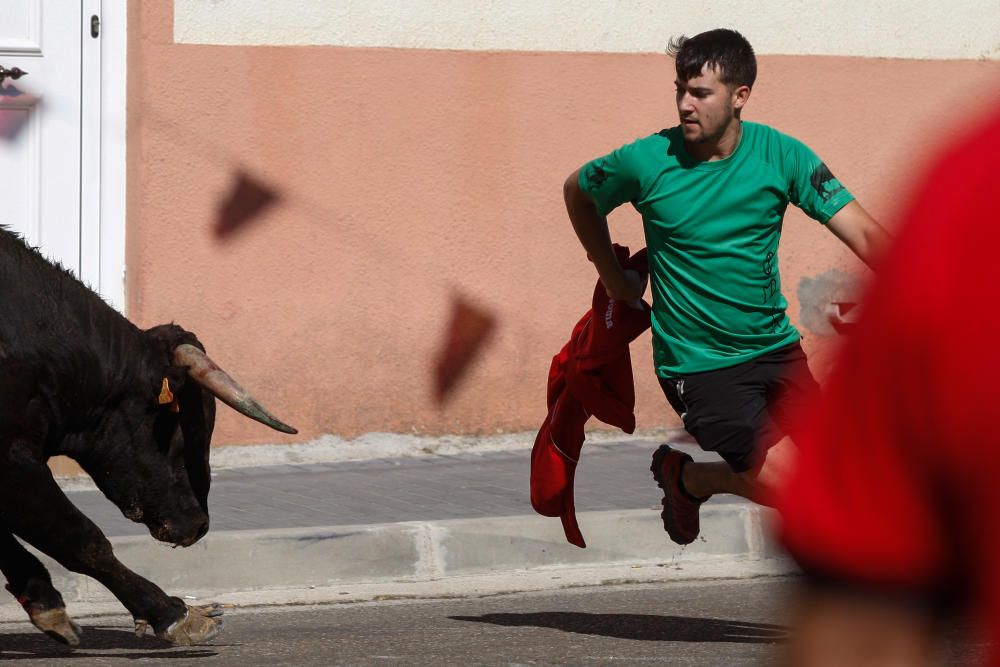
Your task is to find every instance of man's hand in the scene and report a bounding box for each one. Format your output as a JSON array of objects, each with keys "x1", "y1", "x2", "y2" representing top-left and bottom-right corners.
[
  {"x1": 603, "y1": 268, "x2": 646, "y2": 302},
  {"x1": 564, "y1": 169, "x2": 647, "y2": 304}
]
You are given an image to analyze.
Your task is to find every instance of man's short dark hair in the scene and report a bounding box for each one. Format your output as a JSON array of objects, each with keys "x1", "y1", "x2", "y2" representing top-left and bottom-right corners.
[{"x1": 667, "y1": 29, "x2": 757, "y2": 89}]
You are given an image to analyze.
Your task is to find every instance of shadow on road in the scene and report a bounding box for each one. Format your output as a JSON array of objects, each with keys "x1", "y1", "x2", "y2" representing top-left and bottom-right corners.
[
  {"x1": 450, "y1": 612, "x2": 789, "y2": 644},
  {"x1": 0, "y1": 625, "x2": 218, "y2": 660}
]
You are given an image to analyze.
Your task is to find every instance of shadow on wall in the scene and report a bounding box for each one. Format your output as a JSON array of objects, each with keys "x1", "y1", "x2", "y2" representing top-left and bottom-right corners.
[
  {"x1": 209, "y1": 165, "x2": 503, "y2": 408},
  {"x1": 796, "y1": 269, "x2": 860, "y2": 337},
  {"x1": 214, "y1": 170, "x2": 281, "y2": 239},
  {"x1": 433, "y1": 295, "x2": 497, "y2": 404},
  {"x1": 151, "y1": 112, "x2": 505, "y2": 413}
]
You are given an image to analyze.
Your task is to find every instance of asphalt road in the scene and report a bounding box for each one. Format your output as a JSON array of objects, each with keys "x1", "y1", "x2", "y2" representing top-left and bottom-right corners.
[{"x1": 0, "y1": 577, "x2": 984, "y2": 666}]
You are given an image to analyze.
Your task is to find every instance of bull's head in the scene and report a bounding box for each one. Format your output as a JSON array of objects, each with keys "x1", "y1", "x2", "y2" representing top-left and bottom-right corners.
[{"x1": 83, "y1": 324, "x2": 295, "y2": 547}]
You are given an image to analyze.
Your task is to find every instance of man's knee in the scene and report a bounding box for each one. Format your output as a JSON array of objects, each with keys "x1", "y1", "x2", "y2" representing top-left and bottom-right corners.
[
  {"x1": 695, "y1": 416, "x2": 758, "y2": 472},
  {"x1": 737, "y1": 435, "x2": 797, "y2": 503}
]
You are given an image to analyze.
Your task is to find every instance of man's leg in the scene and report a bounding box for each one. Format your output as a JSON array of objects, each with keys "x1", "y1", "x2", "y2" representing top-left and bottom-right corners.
[
  {"x1": 653, "y1": 343, "x2": 814, "y2": 543},
  {"x1": 650, "y1": 436, "x2": 793, "y2": 544},
  {"x1": 654, "y1": 367, "x2": 767, "y2": 544},
  {"x1": 681, "y1": 434, "x2": 796, "y2": 507}
]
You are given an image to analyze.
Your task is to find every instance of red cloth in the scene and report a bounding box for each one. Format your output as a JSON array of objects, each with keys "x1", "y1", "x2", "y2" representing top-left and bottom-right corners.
[
  {"x1": 777, "y1": 104, "x2": 1000, "y2": 662},
  {"x1": 531, "y1": 245, "x2": 650, "y2": 548}
]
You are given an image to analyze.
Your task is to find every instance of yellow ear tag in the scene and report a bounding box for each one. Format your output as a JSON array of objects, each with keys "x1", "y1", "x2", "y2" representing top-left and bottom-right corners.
[{"x1": 158, "y1": 378, "x2": 180, "y2": 412}]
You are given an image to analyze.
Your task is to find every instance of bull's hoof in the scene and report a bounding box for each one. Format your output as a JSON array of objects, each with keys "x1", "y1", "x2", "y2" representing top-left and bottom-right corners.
[
  {"x1": 27, "y1": 607, "x2": 83, "y2": 647},
  {"x1": 156, "y1": 603, "x2": 225, "y2": 645}
]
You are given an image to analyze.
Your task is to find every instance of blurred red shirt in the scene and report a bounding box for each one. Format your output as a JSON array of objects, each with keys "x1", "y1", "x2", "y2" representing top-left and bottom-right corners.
[{"x1": 778, "y1": 104, "x2": 1000, "y2": 660}]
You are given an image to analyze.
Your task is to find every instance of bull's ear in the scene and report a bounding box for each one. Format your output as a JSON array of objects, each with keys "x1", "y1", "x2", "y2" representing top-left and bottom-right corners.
[
  {"x1": 144, "y1": 323, "x2": 204, "y2": 359},
  {"x1": 177, "y1": 380, "x2": 214, "y2": 510}
]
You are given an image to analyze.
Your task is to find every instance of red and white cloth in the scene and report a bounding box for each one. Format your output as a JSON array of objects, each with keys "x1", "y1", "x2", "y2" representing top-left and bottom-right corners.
[{"x1": 530, "y1": 245, "x2": 650, "y2": 547}]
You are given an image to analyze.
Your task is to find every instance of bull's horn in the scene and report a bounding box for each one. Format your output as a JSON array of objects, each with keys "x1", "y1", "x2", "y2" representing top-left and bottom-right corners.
[{"x1": 173, "y1": 343, "x2": 298, "y2": 434}]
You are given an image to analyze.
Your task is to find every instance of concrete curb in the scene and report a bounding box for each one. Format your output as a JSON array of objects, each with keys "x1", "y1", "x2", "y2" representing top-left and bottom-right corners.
[{"x1": 3, "y1": 503, "x2": 795, "y2": 620}]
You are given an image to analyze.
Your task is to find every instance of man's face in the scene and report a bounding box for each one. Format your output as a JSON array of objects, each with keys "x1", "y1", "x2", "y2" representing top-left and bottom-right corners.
[{"x1": 675, "y1": 64, "x2": 746, "y2": 145}]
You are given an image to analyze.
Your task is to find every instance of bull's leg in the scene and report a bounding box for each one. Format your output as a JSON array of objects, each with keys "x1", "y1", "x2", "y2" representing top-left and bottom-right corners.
[
  {"x1": 0, "y1": 459, "x2": 221, "y2": 644},
  {"x1": 0, "y1": 528, "x2": 82, "y2": 645}
]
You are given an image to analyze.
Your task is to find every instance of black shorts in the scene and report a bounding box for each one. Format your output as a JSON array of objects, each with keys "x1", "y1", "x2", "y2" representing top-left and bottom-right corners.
[{"x1": 658, "y1": 341, "x2": 819, "y2": 473}]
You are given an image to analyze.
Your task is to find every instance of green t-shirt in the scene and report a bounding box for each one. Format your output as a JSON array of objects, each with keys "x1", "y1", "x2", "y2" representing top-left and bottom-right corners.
[{"x1": 578, "y1": 121, "x2": 854, "y2": 377}]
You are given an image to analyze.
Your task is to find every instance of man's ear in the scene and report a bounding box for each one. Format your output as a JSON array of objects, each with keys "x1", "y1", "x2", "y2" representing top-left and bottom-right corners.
[{"x1": 733, "y1": 85, "x2": 752, "y2": 110}]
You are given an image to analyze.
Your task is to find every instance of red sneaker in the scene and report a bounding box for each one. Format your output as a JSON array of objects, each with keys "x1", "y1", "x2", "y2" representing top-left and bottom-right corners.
[{"x1": 650, "y1": 444, "x2": 708, "y2": 545}]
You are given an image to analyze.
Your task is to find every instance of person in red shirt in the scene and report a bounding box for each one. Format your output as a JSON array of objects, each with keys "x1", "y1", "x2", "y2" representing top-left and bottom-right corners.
[{"x1": 777, "y1": 103, "x2": 1000, "y2": 666}]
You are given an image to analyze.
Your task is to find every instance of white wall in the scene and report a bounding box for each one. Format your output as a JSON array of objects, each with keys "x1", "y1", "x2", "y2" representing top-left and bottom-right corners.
[{"x1": 174, "y1": 0, "x2": 1000, "y2": 60}]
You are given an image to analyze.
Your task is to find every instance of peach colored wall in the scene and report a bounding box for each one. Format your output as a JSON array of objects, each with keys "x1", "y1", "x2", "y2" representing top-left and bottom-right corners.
[{"x1": 127, "y1": 3, "x2": 1000, "y2": 445}]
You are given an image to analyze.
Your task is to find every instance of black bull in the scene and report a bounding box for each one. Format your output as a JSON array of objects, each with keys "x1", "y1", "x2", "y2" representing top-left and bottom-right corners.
[{"x1": 0, "y1": 228, "x2": 296, "y2": 645}]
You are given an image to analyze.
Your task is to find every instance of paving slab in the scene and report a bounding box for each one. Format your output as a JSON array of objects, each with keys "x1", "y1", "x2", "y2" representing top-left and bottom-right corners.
[{"x1": 63, "y1": 438, "x2": 744, "y2": 536}]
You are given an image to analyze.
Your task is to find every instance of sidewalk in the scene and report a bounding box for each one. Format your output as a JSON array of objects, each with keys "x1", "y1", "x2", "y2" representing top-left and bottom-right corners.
[{"x1": 12, "y1": 434, "x2": 794, "y2": 616}]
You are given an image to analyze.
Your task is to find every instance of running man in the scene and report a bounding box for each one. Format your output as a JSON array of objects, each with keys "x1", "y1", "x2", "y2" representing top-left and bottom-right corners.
[{"x1": 563, "y1": 28, "x2": 890, "y2": 544}]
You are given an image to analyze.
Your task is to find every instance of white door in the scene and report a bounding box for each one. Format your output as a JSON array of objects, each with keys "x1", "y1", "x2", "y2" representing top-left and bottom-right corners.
[
  {"x1": 0, "y1": 1, "x2": 84, "y2": 274},
  {"x1": 0, "y1": 0, "x2": 124, "y2": 310}
]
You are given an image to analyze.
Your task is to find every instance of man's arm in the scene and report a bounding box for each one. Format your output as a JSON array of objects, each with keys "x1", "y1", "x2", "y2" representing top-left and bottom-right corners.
[
  {"x1": 563, "y1": 169, "x2": 643, "y2": 300},
  {"x1": 826, "y1": 201, "x2": 892, "y2": 269}
]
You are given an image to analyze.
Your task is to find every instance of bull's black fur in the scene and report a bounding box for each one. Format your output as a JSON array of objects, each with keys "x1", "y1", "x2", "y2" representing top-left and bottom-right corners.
[
  {"x1": 0, "y1": 228, "x2": 195, "y2": 432},
  {"x1": 0, "y1": 226, "x2": 224, "y2": 643}
]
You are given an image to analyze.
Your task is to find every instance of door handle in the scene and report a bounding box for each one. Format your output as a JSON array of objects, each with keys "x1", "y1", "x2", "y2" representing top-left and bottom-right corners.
[{"x1": 0, "y1": 66, "x2": 28, "y2": 85}]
